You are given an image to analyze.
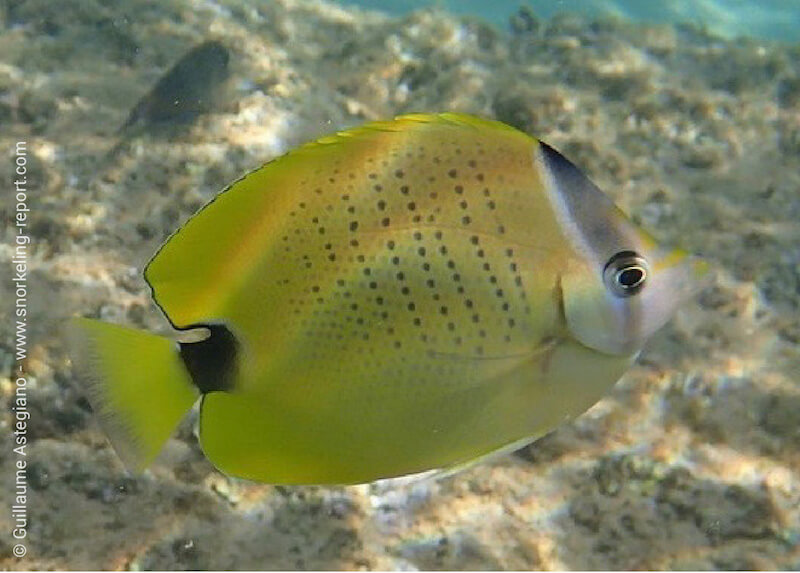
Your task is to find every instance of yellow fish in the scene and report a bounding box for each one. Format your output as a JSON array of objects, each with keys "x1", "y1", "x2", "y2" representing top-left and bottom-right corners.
[{"x1": 69, "y1": 113, "x2": 707, "y2": 485}]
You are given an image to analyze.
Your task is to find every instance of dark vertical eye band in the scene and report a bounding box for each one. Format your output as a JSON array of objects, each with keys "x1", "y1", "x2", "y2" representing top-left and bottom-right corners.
[{"x1": 603, "y1": 250, "x2": 648, "y2": 297}]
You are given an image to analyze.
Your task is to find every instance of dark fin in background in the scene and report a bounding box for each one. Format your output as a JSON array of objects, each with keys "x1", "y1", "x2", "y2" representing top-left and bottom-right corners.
[
  {"x1": 106, "y1": 40, "x2": 231, "y2": 159},
  {"x1": 120, "y1": 40, "x2": 230, "y2": 133}
]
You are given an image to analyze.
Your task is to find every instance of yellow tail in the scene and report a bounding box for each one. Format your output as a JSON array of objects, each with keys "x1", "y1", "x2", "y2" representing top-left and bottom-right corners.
[{"x1": 67, "y1": 318, "x2": 199, "y2": 471}]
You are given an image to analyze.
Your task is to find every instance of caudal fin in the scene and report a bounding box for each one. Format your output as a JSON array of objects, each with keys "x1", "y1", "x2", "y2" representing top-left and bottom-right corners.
[{"x1": 67, "y1": 318, "x2": 199, "y2": 471}]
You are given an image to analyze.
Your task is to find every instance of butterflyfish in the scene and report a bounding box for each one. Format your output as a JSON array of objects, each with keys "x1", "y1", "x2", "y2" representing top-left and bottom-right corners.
[{"x1": 69, "y1": 113, "x2": 708, "y2": 485}]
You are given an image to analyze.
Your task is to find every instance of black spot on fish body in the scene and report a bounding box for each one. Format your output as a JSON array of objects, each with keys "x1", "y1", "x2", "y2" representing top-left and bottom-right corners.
[{"x1": 179, "y1": 323, "x2": 238, "y2": 393}]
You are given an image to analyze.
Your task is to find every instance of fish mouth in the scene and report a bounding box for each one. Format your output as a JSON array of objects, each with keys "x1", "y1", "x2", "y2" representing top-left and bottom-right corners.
[
  {"x1": 689, "y1": 256, "x2": 712, "y2": 285},
  {"x1": 676, "y1": 254, "x2": 714, "y2": 301},
  {"x1": 654, "y1": 248, "x2": 713, "y2": 301}
]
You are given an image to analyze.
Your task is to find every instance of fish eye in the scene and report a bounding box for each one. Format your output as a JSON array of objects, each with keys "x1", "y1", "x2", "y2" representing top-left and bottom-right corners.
[{"x1": 603, "y1": 250, "x2": 648, "y2": 297}]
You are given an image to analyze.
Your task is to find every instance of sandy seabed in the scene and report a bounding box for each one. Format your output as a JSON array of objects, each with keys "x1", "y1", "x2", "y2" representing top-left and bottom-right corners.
[{"x1": 0, "y1": 0, "x2": 799, "y2": 569}]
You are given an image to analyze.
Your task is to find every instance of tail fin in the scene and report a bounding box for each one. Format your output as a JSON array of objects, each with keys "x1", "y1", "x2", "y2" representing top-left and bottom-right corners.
[{"x1": 67, "y1": 318, "x2": 199, "y2": 471}]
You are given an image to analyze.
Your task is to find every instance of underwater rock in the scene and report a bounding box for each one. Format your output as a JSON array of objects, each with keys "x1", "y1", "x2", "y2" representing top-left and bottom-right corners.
[
  {"x1": 491, "y1": 91, "x2": 539, "y2": 133},
  {"x1": 509, "y1": 6, "x2": 540, "y2": 36},
  {"x1": 777, "y1": 76, "x2": 800, "y2": 108}
]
